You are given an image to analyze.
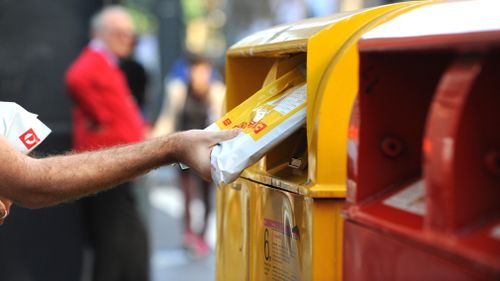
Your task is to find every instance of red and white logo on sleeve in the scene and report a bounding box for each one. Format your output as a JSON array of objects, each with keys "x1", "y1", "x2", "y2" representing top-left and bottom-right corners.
[{"x1": 19, "y1": 128, "x2": 40, "y2": 150}]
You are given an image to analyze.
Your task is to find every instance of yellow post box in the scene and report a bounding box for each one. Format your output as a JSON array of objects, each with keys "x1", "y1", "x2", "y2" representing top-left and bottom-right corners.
[{"x1": 216, "y1": 2, "x2": 430, "y2": 280}]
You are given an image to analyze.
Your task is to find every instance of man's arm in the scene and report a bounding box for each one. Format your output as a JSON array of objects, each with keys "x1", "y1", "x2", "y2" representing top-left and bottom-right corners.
[{"x1": 0, "y1": 129, "x2": 238, "y2": 209}]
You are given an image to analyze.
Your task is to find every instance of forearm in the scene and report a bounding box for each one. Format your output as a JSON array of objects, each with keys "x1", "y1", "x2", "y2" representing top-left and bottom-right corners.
[
  {"x1": 4, "y1": 135, "x2": 180, "y2": 208},
  {"x1": 0, "y1": 129, "x2": 238, "y2": 209}
]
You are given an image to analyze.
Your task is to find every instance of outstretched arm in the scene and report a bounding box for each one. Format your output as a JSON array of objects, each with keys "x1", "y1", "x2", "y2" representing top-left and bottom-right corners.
[{"x1": 0, "y1": 129, "x2": 238, "y2": 209}]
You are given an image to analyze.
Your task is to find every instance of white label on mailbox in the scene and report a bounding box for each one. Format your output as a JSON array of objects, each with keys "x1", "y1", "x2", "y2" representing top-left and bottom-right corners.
[
  {"x1": 491, "y1": 224, "x2": 500, "y2": 241},
  {"x1": 383, "y1": 179, "x2": 426, "y2": 216}
]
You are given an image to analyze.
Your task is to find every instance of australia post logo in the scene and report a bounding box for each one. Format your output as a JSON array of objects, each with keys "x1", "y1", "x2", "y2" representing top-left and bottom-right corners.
[
  {"x1": 19, "y1": 128, "x2": 40, "y2": 150},
  {"x1": 230, "y1": 120, "x2": 268, "y2": 134}
]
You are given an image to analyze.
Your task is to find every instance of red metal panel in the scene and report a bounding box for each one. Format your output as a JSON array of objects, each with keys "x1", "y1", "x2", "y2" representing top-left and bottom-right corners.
[
  {"x1": 343, "y1": 221, "x2": 492, "y2": 281},
  {"x1": 344, "y1": 31, "x2": 500, "y2": 280},
  {"x1": 425, "y1": 53, "x2": 500, "y2": 231},
  {"x1": 423, "y1": 52, "x2": 500, "y2": 271},
  {"x1": 347, "y1": 51, "x2": 453, "y2": 205}
]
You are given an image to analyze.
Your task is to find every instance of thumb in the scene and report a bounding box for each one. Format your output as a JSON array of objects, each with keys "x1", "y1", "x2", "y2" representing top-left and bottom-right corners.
[
  {"x1": 0, "y1": 200, "x2": 7, "y2": 221},
  {"x1": 210, "y1": 129, "x2": 240, "y2": 145}
]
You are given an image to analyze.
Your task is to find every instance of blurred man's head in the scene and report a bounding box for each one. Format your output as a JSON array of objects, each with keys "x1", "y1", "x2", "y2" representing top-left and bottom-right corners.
[
  {"x1": 188, "y1": 55, "x2": 212, "y2": 98},
  {"x1": 90, "y1": 6, "x2": 135, "y2": 58}
]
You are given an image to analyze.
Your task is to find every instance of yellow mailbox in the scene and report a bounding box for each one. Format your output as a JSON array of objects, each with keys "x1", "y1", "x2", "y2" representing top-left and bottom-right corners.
[{"x1": 216, "y1": 2, "x2": 429, "y2": 280}]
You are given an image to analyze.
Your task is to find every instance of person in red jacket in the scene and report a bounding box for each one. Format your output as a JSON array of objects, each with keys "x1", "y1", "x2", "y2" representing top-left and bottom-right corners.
[{"x1": 65, "y1": 6, "x2": 149, "y2": 281}]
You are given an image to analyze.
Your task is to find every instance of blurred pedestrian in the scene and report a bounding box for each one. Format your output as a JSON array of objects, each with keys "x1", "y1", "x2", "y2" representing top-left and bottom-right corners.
[
  {"x1": 65, "y1": 6, "x2": 149, "y2": 281},
  {"x1": 153, "y1": 54, "x2": 224, "y2": 257},
  {"x1": 120, "y1": 36, "x2": 148, "y2": 112}
]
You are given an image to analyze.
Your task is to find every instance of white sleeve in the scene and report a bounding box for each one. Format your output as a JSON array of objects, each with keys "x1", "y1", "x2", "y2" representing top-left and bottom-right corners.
[{"x1": 0, "y1": 102, "x2": 51, "y2": 154}]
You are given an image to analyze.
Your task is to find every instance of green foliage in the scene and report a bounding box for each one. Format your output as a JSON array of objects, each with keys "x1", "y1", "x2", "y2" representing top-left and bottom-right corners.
[
  {"x1": 120, "y1": 0, "x2": 158, "y2": 33},
  {"x1": 182, "y1": 0, "x2": 206, "y2": 22}
]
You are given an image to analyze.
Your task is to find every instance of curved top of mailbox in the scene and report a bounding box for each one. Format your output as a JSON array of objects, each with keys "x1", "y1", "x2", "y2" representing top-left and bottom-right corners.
[
  {"x1": 361, "y1": 0, "x2": 500, "y2": 50},
  {"x1": 227, "y1": 10, "x2": 361, "y2": 57}
]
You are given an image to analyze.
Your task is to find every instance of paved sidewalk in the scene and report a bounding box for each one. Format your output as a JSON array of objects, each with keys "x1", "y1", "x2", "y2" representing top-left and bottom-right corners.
[{"x1": 145, "y1": 167, "x2": 216, "y2": 281}]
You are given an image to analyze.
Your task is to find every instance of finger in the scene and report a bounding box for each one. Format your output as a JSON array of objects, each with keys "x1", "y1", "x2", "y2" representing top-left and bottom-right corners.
[
  {"x1": 210, "y1": 129, "x2": 240, "y2": 144},
  {"x1": 201, "y1": 170, "x2": 212, "y2": 182},
  {"x1": 0, "y1": 201, "x2": 7, "y2": 222},
  {"x1": 3, "y1": 199, "x2": 12, "y2": 214}
]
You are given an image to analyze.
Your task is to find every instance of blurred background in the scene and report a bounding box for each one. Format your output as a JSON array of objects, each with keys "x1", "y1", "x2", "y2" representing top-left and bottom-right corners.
[{"x1": 0, "y1": 0, "x2": 407, "y2": 280}]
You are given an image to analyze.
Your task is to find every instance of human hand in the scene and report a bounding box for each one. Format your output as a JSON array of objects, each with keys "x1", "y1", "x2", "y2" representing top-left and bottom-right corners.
[
  {"x1": 0, "y1": 197, "x2": 13, "y2": 225},
  {"x1": 172, "y1": 129, "x2": 239, "y2": 181}
]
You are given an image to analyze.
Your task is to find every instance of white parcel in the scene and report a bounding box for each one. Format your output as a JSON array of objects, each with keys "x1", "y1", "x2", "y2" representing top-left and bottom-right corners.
[
  {"x1": 206, "y1": 66, "x2": 306, "y2": 186},
  {"x1": 0, "y1": 102, "x2": 51, "y2": 154}
]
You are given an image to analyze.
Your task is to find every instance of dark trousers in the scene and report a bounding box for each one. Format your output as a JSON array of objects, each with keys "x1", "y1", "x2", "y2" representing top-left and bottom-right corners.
[{"x1": 82, "y1": 182, "x2": 149, "y2": 281}]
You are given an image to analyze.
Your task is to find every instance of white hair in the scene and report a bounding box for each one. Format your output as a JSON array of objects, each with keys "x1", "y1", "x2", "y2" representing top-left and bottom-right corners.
[{"x1": 90, "y1": 5, "x2": 130, "y2": 34}]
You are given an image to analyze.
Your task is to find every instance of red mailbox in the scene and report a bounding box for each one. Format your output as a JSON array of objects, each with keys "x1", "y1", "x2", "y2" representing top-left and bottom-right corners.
[{"x1": 344, "y1": 1, "x2": 500, "y2": 280}]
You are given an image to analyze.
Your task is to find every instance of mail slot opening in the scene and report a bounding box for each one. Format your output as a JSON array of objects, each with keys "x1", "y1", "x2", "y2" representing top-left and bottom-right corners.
[
  {"x1": 353, "y1": 50, "x2": 455, "y2": 203},
  {"x1": 265, "y1": 125, "x2": 308, "y2": 178},
  {"x1": 226, "y1": 53, "x2": 309, "y2": 181}
]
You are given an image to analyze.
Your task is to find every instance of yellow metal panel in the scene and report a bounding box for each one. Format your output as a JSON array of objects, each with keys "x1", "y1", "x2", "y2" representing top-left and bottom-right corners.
[
  {"x1": 225, "y1": 57, "x2": 274, "y2": 111},
  {"x1": 216, "y1": 181, "x2": 251, "y2": 280},
  {"x1": 249, "y1": 181, "x2": 313, "y2": 281},
  {"x1": 217, "y1": 179, "x2": 344, "y2": 281},
  {"x1": 312, "y1": 199, "x2": 344, "y2": 281}
]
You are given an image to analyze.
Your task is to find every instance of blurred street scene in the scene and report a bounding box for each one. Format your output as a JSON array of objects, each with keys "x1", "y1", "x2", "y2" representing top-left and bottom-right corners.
[
  {"x1": 0, "y1": 0, "x2": 406, "y2": 280},
  {"x1": 145, "y1": 166, "x2": 218, "y2": 281}
]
